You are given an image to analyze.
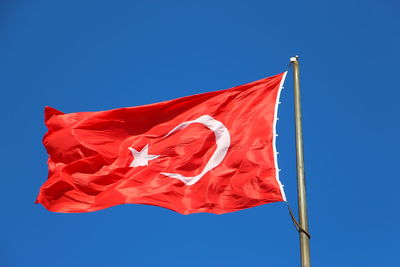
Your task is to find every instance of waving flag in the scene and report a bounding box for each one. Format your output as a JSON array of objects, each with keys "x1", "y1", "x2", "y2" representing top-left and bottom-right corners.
[{"x1": 36, "y1": 72, "x2": 287, "y2": 214}]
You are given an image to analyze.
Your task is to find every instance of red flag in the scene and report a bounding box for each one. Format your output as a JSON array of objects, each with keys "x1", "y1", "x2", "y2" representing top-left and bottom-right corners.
[{"x1": 36, "y1": 72, "x2": 287, "y2": 214}]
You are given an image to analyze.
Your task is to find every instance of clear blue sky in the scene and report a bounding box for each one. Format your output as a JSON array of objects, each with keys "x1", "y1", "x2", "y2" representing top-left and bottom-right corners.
[{"x1": 1, "y1": 1, "x2": 399, "y2": 266}]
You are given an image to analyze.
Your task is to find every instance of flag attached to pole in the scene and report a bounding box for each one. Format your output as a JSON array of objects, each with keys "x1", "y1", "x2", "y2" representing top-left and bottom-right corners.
[{"x1": 36, "y1": 72, "x2": 287, "y2": 214}]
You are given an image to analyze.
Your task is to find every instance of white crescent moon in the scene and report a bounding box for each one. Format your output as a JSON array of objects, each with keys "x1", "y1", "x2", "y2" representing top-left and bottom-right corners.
[{"x1": 160, "y1": 115, "x2": 231, "y2": 185}]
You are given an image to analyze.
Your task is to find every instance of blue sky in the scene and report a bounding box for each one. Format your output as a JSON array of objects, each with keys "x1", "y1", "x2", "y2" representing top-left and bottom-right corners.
[{"x1": 1, "y1": 1, "x2": 399, "y2": 266}]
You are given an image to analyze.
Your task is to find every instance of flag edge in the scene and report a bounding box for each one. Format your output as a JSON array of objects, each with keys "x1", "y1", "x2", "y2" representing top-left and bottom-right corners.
[{"x1": 273, "y1": 71, "x2": 287, "y2": 201}]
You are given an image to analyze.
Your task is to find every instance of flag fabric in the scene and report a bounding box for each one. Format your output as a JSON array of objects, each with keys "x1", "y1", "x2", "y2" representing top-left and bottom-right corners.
[{"x1": 36, "y1": 72, "x2": 287, "y2": 214}]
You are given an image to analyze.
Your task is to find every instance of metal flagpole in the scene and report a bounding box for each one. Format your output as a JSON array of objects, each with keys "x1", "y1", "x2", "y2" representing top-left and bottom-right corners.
[{"x1": 290, "y1": 56, "x2": 311, "y2": 267}]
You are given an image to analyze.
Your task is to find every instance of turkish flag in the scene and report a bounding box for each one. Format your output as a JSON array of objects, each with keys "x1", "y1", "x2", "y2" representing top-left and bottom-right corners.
[{"x1": 36, "y1": 72, "x2": 287, "y2": 214}]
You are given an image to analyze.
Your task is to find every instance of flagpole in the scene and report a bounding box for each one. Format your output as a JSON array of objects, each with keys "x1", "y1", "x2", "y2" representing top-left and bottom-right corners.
[{"x1": 290, "y1": 56, "x2": 311, "y2": 267}]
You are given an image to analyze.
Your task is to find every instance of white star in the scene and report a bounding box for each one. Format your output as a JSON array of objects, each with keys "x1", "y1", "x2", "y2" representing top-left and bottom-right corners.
[{"x1": 128, "y1": 144, "x2": 160, "y2": 167}]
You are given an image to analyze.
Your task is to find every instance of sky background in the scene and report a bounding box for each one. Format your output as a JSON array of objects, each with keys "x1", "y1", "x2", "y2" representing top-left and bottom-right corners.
[{"x1": 1, "y1": 1, "x2": 399, "y2": 266}]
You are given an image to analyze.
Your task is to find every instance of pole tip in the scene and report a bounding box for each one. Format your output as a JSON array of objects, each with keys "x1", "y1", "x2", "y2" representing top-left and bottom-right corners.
[{"x1": 290, "y1": 55, "x2": 299, "y2": 62}]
